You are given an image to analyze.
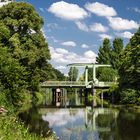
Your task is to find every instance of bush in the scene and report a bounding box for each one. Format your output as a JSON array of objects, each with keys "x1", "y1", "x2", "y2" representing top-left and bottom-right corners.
[{"x1": 120, "y1": 89, "x2": 138, "y2": 104}]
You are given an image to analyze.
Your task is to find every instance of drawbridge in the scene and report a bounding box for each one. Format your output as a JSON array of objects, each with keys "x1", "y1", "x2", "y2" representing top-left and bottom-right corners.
[{"x1": 41, "y1": 63, "x2": 116, "y2": 89}]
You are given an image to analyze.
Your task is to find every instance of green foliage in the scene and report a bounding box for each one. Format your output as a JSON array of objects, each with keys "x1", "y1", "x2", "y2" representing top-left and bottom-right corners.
[
  {"x1": 0, "y1": 47, "x2": 31, "y2": 109},
  {"x1": 119, "y1": 27, "x2": 140, "y2": 90},
  {"x1": 97, "y1": 67, "x2": 118, "y2": 82},
  {"x1": 0, "y1": 115, "x2": 55, "y2": 140},
  {"x1": 68, "y1": 67, "x2": 78, "y2": 81},
  {"x1": 96, "y1": 38, "x2": 112, "y2": 64},
  {"x1": 111, "y1": 38, "x2": 124, "y2": 69},
  {"x1": 96, "y1": 38, "x2": 120, "y2": 83},
  {"x1": 0, "y1": 2, "x2": 52, "y2": 109},
  {"x1": 120, "y1": 89, "x2": 138, "y2": 104},
  {"x1": 51, "y1": 67, "x2": 65, "y2": 81},
  {"x1": 0, "y1": 2, "x2": 51, "y2": 92}
]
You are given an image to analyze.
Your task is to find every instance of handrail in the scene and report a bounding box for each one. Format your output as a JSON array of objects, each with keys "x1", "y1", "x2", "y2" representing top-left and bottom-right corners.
[{"x1": 41, "y1": 81, "x2": 115, "y2": 87}]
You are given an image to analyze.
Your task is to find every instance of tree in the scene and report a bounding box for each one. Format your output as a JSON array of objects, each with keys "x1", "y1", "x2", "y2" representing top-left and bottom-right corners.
[
  {"x1": 96, "y1": 38, "x2": 117, "y2": 82},
  {"x1": 0, "y1": 47, "x2": 31, "y2": 108},
  {"x1": 0, "y1": 2, "x2": 50, "y2": 93},
  {"x1": 0, "y1": 2, "x2": 52, "y2": 108},
  {"x1": 96, "y1": 38, "x2": 112, "y2": 64},
  {"x1": 51, "y1": 68, "x2": 66, "y2": 81},
  {"x1": 111, "y1": 38, "x2": 124, "y2": 69},
  {"x1": 119, "y1": 28, "x2": 140, "y2": 89},
  {"x1": 68, "y1": 67, "x2": 78, "y2": 81},
  {"x1": 118, "y1": 28, "x2": 140, "y2": 104}
]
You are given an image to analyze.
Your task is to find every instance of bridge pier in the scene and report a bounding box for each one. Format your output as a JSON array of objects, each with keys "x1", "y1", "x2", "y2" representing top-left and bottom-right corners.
[
  {"x1": 52, "y1": 88, "x2": 68, "y2": 107},
  {"x1": 91, "y1": 86, "x2": 97, "y2": 107},
  {"x1": 84, "y1": 88, "x2": 88, "y2": 105},
  {"x1": 101, "y1": 90, "x2": 104, "y2": 108},
  {"x1": 79, "y1": 88, "x2": 83, "y2": 103},
  {"x1": 52, "y1": 88, "x2": 56, "y2": 105}
]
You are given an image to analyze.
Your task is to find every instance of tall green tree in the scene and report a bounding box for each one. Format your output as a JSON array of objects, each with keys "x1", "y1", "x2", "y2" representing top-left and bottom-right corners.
[
  {"x1": 96, "y1": 38, "x2": 117, "y2": 82},
  {"x1": 68, "y1": 67, "x2": 78, "y2": 81},
  {"x1": 0, "y1": 2, "x2": 50, "y2": 93},
  {"x1": 111, "y1": 38, "x2": 124, "y2": 69},
  {"x1": 118, "y1": 28, "x2": 140, "y2": 104},
  {"x1": 119, "y1": 28, "x2": 140, "y2": 89},
  {"x1": 0, "y1": 2, "x2": 52, "y2": 108},
  {"x1": 96, "y1": 38, "x2": 112, "y2": 64}
]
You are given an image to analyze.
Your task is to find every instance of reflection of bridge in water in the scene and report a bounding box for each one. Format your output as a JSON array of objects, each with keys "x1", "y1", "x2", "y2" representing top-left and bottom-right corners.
[
  {"x1": 41, "y1": 63, "x2": 116, "y2": 107},
  {"x1": 40, "y1": 108, "x2": 119, "y2": 140}
]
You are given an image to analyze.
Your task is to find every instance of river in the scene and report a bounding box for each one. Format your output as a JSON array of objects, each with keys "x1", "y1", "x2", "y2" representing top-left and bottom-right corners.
[{"x1": 19, "y1": 91, "x2": 140, "y2": 140}]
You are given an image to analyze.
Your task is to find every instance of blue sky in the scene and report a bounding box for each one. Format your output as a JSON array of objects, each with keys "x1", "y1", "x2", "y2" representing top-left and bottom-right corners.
[{"x1": 9, "y1": 0, "x2": 140, "y2": 74}]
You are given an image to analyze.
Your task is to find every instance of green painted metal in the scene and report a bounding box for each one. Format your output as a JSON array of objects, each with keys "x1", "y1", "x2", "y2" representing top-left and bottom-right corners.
[
  {"x1": 41, "y1": 81, "x2": 115, "y2": 88},
  {"x1": 67, "y1": 63, "x2": 111, "y2": 86}
]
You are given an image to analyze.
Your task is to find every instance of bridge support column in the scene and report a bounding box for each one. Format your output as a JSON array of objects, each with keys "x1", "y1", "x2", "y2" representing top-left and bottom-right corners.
[
  {"x1": 75, "y1": 89, "x2": 79, "y2": 105},
  {"x1": 79, "y1": 88, "x2": 83, "y2": 103},
  {"x1": 52, "y1": 88, "x2": 56, "y2": 105},
  {"x1": 84, "y1": 88, "x2": 88, "y2": 105},
  {"x1": 91, "y1": 87, "x2": 97, "y2": 107},
  {"x1": 85, "y1": 66, "x2": 88, "y2": 85},
  {"x1": 56, "y1": 88, "x2": 61, "y2": 107},
  {"x1": 101, "y1": 90, "x2": 103, "y2": 108},
  {"x1": 63, "y1": 88, "x2": 67, "y2": 107}
]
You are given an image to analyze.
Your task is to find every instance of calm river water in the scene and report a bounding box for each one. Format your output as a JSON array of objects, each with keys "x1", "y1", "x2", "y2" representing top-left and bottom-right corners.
[{"x1": 19, "y1": 92, "x2": 140, "y2": 140}]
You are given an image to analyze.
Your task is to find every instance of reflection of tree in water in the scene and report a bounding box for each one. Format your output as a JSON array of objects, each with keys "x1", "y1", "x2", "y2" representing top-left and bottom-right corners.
[
  {"x1": 96, "y1": 114, "x2": 114, "y2": 127},
  {"x1": 97, "y1": 114, "x2": 116, "y2": 140},
  {"x1": 117, "y1": 109, "x2": 140, "y2": 140},
  {"x1": 18, "y1": 107, "x2": 53, "y2": 138}
]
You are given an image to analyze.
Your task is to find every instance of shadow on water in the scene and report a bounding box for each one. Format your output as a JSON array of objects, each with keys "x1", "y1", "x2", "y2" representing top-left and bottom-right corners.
[{"x1": 18, "y1": 90, "x2": 140, "y2": 140}]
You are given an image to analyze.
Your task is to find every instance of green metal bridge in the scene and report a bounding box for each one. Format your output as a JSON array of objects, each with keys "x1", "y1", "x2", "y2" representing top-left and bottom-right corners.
[
  {"x1": 41, "y1": 81, "x2": 114, "y2": 88},
  {"x1": 41, "y1": 63, "x2": 116, "y2": 89}
]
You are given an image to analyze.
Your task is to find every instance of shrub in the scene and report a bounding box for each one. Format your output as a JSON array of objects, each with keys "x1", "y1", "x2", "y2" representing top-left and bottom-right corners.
[{"x1": 120, "y1": 88, "x2": 138, "y2": 104}]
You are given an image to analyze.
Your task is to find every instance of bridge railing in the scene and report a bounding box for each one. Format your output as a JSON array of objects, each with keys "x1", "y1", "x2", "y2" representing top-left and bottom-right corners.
[
  {"x1": 41, "y1": 81, "x2": 116, "y2": 88},
  {"x1": 41, "y1": 81, "x2": 85, "y2": 87},
  {"x1": 95, "y1": 81, "x2": 115, "y2": 87}
]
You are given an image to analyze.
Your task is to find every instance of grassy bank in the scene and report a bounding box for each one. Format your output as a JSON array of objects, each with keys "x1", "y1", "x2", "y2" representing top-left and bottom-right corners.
[
  {"x1": 0, "y1": 92, "x2": 57, "y2": 140},
  {"x1": 0, "y1": 114, "x2": 56, "y2": 140}
]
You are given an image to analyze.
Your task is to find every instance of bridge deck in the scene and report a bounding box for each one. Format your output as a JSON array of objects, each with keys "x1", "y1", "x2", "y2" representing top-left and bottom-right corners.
[{"x1": 41, "y1": 81, "x2": 115, "y2": 88}]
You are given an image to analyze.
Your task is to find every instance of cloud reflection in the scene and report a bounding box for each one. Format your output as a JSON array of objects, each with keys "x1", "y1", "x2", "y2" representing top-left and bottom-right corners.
[{"x1": 42, "y1": 109, "x2": 84, "y2": 127}]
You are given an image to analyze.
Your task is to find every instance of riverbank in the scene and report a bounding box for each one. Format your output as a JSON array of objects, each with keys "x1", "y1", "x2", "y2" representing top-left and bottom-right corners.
[
  {"x1": 0, "y1": 92, "x2": 57, "y2": 140},
  {"x1": 0, "y1": 114, "x2": 56, "y2": 140}
]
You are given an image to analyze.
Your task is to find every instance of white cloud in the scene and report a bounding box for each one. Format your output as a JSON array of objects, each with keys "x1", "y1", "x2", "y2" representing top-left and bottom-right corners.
[
  {"x1": 75, "y1": 22, "x2": 108, "y2": 33},
  {"x1": 75, "y1": 21, "x2": 89, "y2": 32},
  {"x1": 107, "y1": 17, "x2": 139, "y2": 31},
  {"x1": 117, "y1": 31, "x2": 134, "y2": 39},
  {"x1": 85, "y1": 2, "x2": 117, "y2": 17},
  {"x1": 99, "y1": 34, "x2": 113, "y2": 40},
  {"x1": 56, "y1": 66, "x2": 66, "y2": 70},
  {"x1": 61, "y1": 41, "x2": 76, "y2": 47},
  {"x1": 48, "y1": 1, "x2": 88, "y2": 21},
  {"x1": 90, "y1": 23, "x2": 108, "y2": 32},
  {"x1": 55, "y1": 48, "x2": 69, "y2": 54},
  {"x1": 84, "y1": 50, "x2": 97, "y2": 59},
  {"x1": 49, "y1": 46, "x2": 97, "y2": 64},
  {"x1": 81, "y1": 44, "x2": 90, "y2": 49}
]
